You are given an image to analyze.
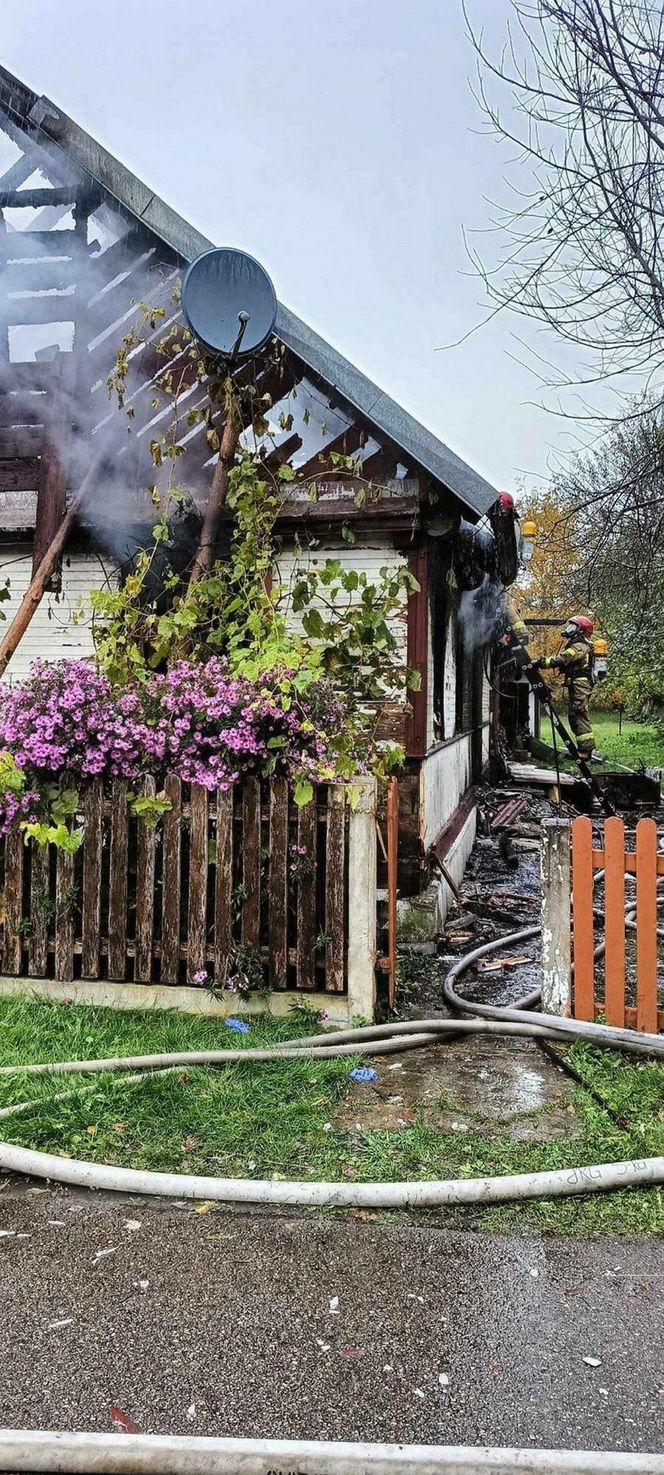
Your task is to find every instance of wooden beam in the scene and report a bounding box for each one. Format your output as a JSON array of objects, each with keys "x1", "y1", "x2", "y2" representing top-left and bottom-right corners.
[
  {"x1": 0, "y1": 479, "x2": 81, "y2": 678},
  {"x1": 359, "y1": 446, "x2": 398, "y2": 480},
  {"x1": 0, "y1": 427, "x2": 43, "y2": 457},
  {"x1": 405, "y1": 545, "x2": 429, "y2": 759},
  {"x1": 2, "y1": 296, "x2": 77, "y2": 325},
  {"x1": 2, "y1": 230, "x2": 81, "y2": 257},
  {"x1": 297, "y1": 423, "x2": 365, "y2": 480},
  {"x1": 33, "y1": 439, "x2": 66, "y2": 585},
  {"x1": 211, "y1": 491, "x2": 420, "y2": 525},
  {"x1": 1, "y1": 259, "x2": 79, "y2": 290},
  {"x1": 188, "y1": 385, "x2": 241, "y2": 585},
  {"x1": 261, "y1": 431, "x2": 302, "y2": 470},
  {"x1": 0, "y1": 461, "x2": 40, "y2": 492},
  {"x1": 0, "y1": 187, "x2": 75, "y2": 208}
]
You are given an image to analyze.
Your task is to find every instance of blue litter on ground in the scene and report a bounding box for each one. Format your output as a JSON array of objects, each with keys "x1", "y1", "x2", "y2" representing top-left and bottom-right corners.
[
  {"x1": 349, "y1": 1066, "x2": 378, "y2": 1083},
  {"x1": 226, "y1": 1018, "x2": 251, "y2": 1034}
]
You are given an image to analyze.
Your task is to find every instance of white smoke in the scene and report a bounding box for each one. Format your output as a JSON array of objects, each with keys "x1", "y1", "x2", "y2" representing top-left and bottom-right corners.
[
  {"x1": 458, "y1": 575, "x2": 504, "y2": 652},
  {"x1": 0, "y1": 209, "x2": 194, "y2": 570}
]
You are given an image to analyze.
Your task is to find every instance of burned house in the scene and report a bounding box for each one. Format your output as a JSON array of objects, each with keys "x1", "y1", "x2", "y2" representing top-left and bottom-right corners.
[{"x1": 0, "y1": 65, "x2": 516, "y2": 912}]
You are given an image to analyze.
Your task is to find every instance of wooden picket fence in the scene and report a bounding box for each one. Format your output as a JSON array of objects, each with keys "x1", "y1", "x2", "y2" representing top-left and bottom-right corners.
[
  {"x1": 0, "y1": 774, "x2": 378, "y2": 1010},
  {"x1": 571, "y1": 815, "x2": 664, "y2": 1032}
]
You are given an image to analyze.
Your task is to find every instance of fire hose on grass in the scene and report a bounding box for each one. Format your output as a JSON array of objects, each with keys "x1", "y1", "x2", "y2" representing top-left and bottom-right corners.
[{"x1": 0, "y1": 891, "x2": 662, "y2": 1208}]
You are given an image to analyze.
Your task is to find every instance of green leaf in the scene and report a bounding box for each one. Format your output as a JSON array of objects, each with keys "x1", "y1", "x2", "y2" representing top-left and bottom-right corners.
[
  {"x1": 302, "y1": 608, "x2": 326, "y2": 640},
  {"x1": 346, "y1": 782, "x2": 362, "y2": 811},
  {"x1": 294, "y1": 778, "x2": 314, "y2": 808}
]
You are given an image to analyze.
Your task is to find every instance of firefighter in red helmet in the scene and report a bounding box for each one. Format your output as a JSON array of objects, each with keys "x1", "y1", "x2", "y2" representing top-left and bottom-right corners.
[{"x1": 532, "y1": 616, "x2": 598, "y2": 759}]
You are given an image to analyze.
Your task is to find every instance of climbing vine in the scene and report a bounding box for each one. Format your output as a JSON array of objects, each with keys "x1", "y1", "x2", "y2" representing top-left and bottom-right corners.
[
  {"x1": 0, "y1": 291, "x2": 419, "y2": 842},
  {"x1": 93, "y1": 299, "x2": 420, "y2": 777}
]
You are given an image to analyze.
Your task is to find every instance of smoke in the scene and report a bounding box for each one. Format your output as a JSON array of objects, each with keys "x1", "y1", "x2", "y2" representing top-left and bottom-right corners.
[
  {"x1": 0, "y1": 203, "x2": 201, "y2": 574},
  {"x1": 458, "y1": 575, "x2": 505, "y2": 653}
]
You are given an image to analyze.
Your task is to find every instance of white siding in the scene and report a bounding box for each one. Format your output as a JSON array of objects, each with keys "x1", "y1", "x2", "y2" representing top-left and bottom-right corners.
[
  {"x1": 442, "y1": 612, "x2": 457, "y2": 739},
  {"x1": 482, "y1": 667, "x2": 491, "y2": 723},
  {"x1": 420, "y1": 733, "x2": 473, "y2": 850},
  {"x1": 0, "y1": 544, "x2": 118, "y2": 683},
  {"x1": 276, "y1": 534, "x2": 409, "y2": 690},
  {"x1": 426, "y1": 602, "x2": 435, "y2": 750}
]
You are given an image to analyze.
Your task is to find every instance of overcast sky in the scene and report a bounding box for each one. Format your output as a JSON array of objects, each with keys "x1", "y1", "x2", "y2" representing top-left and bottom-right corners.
[{"x1": 0, "y1": 0, "x2": 617, "y2": 494}]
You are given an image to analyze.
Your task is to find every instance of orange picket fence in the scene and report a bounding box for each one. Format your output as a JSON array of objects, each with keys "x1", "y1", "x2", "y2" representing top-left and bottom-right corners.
[{"x1": 571, "y1": 816, "x2": 664, "y2": 1032}]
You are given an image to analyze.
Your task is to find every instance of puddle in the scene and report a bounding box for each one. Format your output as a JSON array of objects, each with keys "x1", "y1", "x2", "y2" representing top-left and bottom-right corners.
[{"x1": 333, "y1": 1037, "x2": 580, "y2": 1143}]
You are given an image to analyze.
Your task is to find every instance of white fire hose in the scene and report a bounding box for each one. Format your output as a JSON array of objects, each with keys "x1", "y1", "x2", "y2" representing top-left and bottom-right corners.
[
  {"x1": 0, "y1": 1430, "x2": 661, "y2": 1475},
  {"x1": 0, "y1": 944, "x2": 662, "y2": 1208}
]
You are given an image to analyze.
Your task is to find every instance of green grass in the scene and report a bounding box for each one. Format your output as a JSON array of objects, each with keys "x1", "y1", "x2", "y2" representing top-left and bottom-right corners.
[
  {"x1": 537, "y1": 709, "x2": 664, "y2": 771},
  {"x1": 0, "y1": 998, "x2": 662, "y2": 1234},
  {"x1": 590, "y1": 711, "x2": 664, "y2": 769}
]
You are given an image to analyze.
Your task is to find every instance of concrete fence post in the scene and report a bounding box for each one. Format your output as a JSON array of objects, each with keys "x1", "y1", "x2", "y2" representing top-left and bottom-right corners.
[
  {"x1": 347, "y1": 776, "x2": 378, "y2": 1020},
  {"x1": 540, "y1": 818, "x2": 572, "y2": 1016}
]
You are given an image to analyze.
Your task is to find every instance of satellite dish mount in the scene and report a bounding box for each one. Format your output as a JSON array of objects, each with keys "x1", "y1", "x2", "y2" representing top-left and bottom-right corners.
[
  {"x1": 182, "y1": 247, "x2": 278, "y2": 584},
  {"x1": 182, "y1": 247, "x2": 277, "y2": 369}
]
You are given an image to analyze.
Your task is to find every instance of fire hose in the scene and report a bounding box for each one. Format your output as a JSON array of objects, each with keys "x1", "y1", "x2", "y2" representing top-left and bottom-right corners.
[
  {"x1": 0, "y1": 1429, "x2": 661, "y2": 1475},
  {"x1": 0, "y1": 890, "x2": 662, "y2": 1208}
]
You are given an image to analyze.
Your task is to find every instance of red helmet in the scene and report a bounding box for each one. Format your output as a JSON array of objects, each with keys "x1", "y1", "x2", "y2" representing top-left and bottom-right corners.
[{"x1": 571, "y1": 615, "x2": 594, "y2": 636}]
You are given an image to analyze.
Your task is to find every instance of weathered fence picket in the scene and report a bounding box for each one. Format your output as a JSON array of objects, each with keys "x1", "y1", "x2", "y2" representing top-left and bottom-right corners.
[
  {"x1": 242, "y1": 778, "x2": 261, "y2": 950},
  {"x1": 187, "y1": 784, "x2": 208, "y2": 978},
  {"x1": 28, "y1": 840, "x2": 50, "y2": 978},
  {"x1": 213, "y1": 787, "x2": 233, "y2": 983},
  {"x1": 2, "y1": 827, "x2": 23, "y2": 976},
  {"x1": 325, "y1": 785, "x2": 345, "y2": 993},
  {"x1": 81, "y1": 778, "x2": 103, "y2": 980},
  {"x1": 0, "y1": 774, "x2": 378, "y2": 1016},
  {"x1": 54, "y1": 846, "x2": 75, "y2": 982},
  {"x1": 571, "y1": 816, "x2": 595, "y2": 1022},
  {"x1": 161, "y1": 774, "x2": 182, "y2": 986},
  {"x1": 135, "y1": 775, "x2": 157, "y2": 985},
  {"x1": 108, "y1": 780, "x2": 128, "y2": 981},
  {"x1": 603, "y1": 816, "x2": 626, "y2": 1027},
  {"x1": 296, "y1": 798, "x2": 317, "y2": 990},
  {"x1": 268, "y1": 777, "x2": 288, "y2": 988}
]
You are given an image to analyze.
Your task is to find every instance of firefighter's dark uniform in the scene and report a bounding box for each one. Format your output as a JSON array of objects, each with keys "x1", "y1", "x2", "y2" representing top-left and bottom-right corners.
[{"x1": 541, "y1": 637, "x2": 595, "y2": 757}]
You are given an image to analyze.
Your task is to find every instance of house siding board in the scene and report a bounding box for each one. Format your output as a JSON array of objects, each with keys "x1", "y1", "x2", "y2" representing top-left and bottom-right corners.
[
  {"x1": 442, "y1": 611, "x2": 457, "y2": 740},
  {"x1": 420, "y1": 734, "x2": 473, "y2": 851},
  {"x1": 0, "y1": 543, "x2": 117, "y2": 680},
  {"x1": 276, "y1": 535, "x2": 409, "y2": 682}
]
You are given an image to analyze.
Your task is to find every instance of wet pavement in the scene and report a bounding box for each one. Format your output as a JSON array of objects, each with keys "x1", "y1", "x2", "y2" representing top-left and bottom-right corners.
[{"x1": 0, "y1": 1186, "x2": 661, "y2": 1451}]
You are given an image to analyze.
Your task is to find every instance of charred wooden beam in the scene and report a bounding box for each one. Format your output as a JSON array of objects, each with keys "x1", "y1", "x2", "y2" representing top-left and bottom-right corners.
[
  {"x1": 359, "y1": 445, "x2": 398, "y2": 481},
  {"x1": 297, "y1": 423, "x2": 365, "y2": 480},
  {"x1": 0, "y1": 427, "x2": 43, "y2": 457},
  {"x1": 3, "y1": 229, "x2": 81, "y2": 257},
  {"x1": 32, "y1": 439, "x2": 66, "y2": 586},
  {"x1": 0, "y1": 481, "x2": 81, "y2": 678},
  {"x1": 2, "y1": 295, "x2": 78, "y2": 325},
  {"x1": 2, "y1": 258, "x2": 80, "y2": 291},
  {"x1": 0, "y1": 187, "x2": 76, "y2": 208},
  {"x1": 405, "y1": 545, "x2": 429, "y2": 759},
  {"x1": 261, "y1": 431, "x2": 303, "y2": 470},
  {"x1": 0, "y1": 457, "x2": 40, "y2": 491}
]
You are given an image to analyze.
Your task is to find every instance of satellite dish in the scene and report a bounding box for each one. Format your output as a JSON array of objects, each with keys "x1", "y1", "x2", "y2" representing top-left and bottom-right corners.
[{"x1": 181, "y1": 247, "x2": 277, "y2": 359}]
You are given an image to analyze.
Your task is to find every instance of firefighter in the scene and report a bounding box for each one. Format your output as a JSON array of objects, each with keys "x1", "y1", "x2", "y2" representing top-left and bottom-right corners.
[
  {"x1": 533, "y1": 615, "x2": 598, "y2": 759},
  {"x1": 498, "y1": 591, "x2": 530, "y2": 650}
]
